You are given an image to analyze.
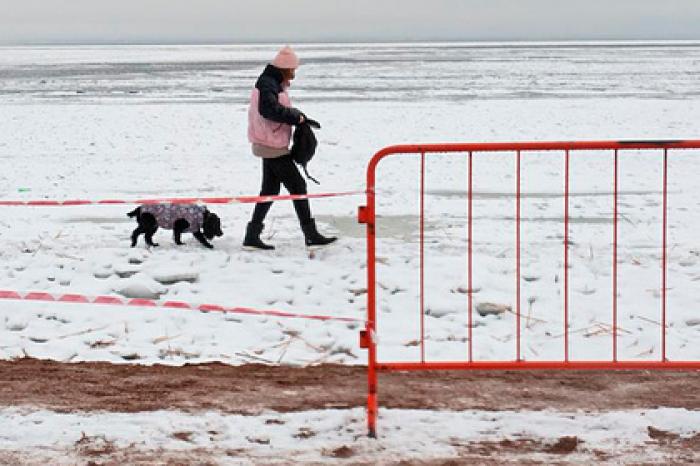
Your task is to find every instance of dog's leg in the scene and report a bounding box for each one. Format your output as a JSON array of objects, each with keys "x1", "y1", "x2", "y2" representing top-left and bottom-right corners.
[
  {"x1": 131, "y1": 227, "x2": 144, "y2": 247},
  {"x1": 145, "y1": 229, "x2": 159, "y2": 247},
  {"x1": 173, "y1": 219, "x2": 189, "y2": 246},
  {"x1": 194, "y1": 231, "x2": 214, "y2": 249},
  {"x1": 138, "y1": 213, "x2": 159, "y2": 247}
]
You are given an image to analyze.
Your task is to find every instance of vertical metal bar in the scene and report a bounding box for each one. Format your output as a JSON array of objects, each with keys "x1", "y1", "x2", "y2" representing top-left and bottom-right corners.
[
  {"x1": 366, "y1": 156, "x2": 379, "y2": 438},
  {"x1": 613, "y1": 149, "x2": 618, "y2": 362},
  {"x1": 662, "y1": 148, "x2": 668, "y2": 361},
  {"x1": 420, "y1": 151, "x2": 426, "y2": 363},
  {"x1": 564, "y1": 149, "x2": 570, "y2": 362},
  {"x1": 468, "y1": 151, "x2": 473, "y2": 362},
  {"x1": 516, "y1": 150, "x2": 521, "y2": 361}
]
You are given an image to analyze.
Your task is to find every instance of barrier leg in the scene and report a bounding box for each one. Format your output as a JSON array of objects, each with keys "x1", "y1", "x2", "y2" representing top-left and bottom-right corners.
[{"x1": 367, "y1": 321, "x2": 378, "y2": 437}]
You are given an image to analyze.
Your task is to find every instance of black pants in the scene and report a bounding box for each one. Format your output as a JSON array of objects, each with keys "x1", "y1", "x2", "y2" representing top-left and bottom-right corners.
[{"x1": 250, "y1": 153, "x2": 311, "y2": 225}]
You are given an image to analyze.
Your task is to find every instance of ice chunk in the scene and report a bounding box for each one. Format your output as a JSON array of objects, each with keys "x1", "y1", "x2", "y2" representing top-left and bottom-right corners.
[
  {"x1": 114, "y1": 273, "x2": 166, "y2": 299},
  {"x1": 150, "y1": 268, "x2": 199, "y2": 285}
]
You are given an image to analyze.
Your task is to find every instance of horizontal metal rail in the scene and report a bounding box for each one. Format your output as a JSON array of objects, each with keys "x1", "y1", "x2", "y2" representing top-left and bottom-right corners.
[{"x1": 376, "y1": 361, "x2": 700, "y2": 371}]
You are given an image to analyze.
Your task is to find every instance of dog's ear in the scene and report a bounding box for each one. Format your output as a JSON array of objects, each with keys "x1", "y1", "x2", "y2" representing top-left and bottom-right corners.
[
  {"x1": 211, "y1": 213, "x2": 223, "y2": 237},
  {"x1": 214, "y1": 214, "x2": 223, "y2": 236},
  {"x1": 202, "y1": 212, "x2": 223, "y2": 239}
]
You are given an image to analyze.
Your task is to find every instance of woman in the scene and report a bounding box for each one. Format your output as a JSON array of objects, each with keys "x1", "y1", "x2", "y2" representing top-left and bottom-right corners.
[{"x1": 243, "y1": 45, "x2": 337, "y2": 250}]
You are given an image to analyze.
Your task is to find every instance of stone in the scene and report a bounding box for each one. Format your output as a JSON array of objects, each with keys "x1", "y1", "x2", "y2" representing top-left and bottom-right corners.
[
  {"x1": 685, "y1": 318, "x2": 700, "y2": 327},
  {"x1": 476, "y1": 302, "x2": 511, "y2": 317}
]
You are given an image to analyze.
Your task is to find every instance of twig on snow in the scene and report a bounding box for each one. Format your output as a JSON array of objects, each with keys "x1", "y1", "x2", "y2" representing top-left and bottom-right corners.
[
  {"x1": 58, "y1": 324, "x2": 110, "y2": 340},
  {"x1": 235, "y1": 351, "x2": 273, "y2": 364}
]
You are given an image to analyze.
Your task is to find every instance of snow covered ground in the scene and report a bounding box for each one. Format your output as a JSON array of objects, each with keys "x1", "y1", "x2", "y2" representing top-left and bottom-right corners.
[
  {"x1": 1, "y1": 41, "x2": 699, "y2": 365},
  {"x1": 2, "y1": 407, "x2": 698, "y2": 464},
  {"x1": 1, "y1": 42, "x2": 699, "y2": 460}
]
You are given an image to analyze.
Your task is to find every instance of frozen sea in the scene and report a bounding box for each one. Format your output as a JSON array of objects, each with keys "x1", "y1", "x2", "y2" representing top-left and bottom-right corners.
[
  {"x1": 0, "y1": 41, "x2": 699, "y2": 365},
  {"x1": 2, "y1": 41, "x2": 700, "y2": 103}
]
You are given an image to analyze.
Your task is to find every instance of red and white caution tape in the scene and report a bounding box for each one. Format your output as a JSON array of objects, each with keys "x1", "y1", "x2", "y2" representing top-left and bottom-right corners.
[
  {"x1": 0, "y1": 190, "x2": 365, "y2": 207},
  {"x1": 0, "y1": 289, "x2": 364, "y2": 324}
]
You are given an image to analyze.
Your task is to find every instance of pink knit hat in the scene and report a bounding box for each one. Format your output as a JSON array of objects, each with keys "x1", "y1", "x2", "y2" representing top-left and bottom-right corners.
[{"x1": 271, "y1": 45, "x2": 300, "y2": 69}]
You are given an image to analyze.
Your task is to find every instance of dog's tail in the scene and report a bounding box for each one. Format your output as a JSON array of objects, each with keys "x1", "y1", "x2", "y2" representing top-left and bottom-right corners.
[{"x1": 126, "y1": 207, "x2": 140, "y2": 218}]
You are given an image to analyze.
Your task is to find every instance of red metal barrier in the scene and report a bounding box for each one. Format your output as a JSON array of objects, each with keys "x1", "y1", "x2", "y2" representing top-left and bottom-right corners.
[{"x1": 358, "y1": 140, "x2": 700, "y2": 437}]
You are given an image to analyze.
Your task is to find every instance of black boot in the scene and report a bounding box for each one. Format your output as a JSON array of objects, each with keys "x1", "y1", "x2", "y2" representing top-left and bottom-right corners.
[
  {"x1": 243, "y1": 222, "x2": 275, "y2": 250},
  {"x1": 301, "y1": 218, "x2": 337, "y2": 247}
]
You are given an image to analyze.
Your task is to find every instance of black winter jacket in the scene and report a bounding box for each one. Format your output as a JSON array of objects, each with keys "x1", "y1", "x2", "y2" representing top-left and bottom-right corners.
[{"x1": 255, "y1": 64, "x2": 302, "y2": 125}]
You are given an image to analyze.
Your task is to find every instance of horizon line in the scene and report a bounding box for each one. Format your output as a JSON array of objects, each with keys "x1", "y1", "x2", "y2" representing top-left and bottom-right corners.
[{"x1": 2, "y1": 37, "x2": 700, "y2": 47}]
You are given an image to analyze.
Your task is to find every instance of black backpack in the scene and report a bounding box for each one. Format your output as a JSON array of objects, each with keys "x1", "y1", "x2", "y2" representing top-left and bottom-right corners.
[{"x1": 290, "y1": 118, "x2": 321, "y2": 184}]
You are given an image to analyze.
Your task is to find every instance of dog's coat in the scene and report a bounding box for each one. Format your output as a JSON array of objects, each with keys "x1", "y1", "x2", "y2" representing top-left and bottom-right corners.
[{"x1": 140, "y1": 204, "x2": 205, "y2": 233}]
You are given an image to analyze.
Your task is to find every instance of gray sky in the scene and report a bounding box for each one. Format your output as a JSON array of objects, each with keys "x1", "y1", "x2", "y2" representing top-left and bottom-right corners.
[{"x1": 1, "y1": 0, "x2": 699, "y2": 45}]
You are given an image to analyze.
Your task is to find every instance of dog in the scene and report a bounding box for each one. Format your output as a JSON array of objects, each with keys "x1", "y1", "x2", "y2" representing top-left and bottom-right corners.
[{"x1": 127, "y1": 203, "x2": 223, "y2": 249}]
